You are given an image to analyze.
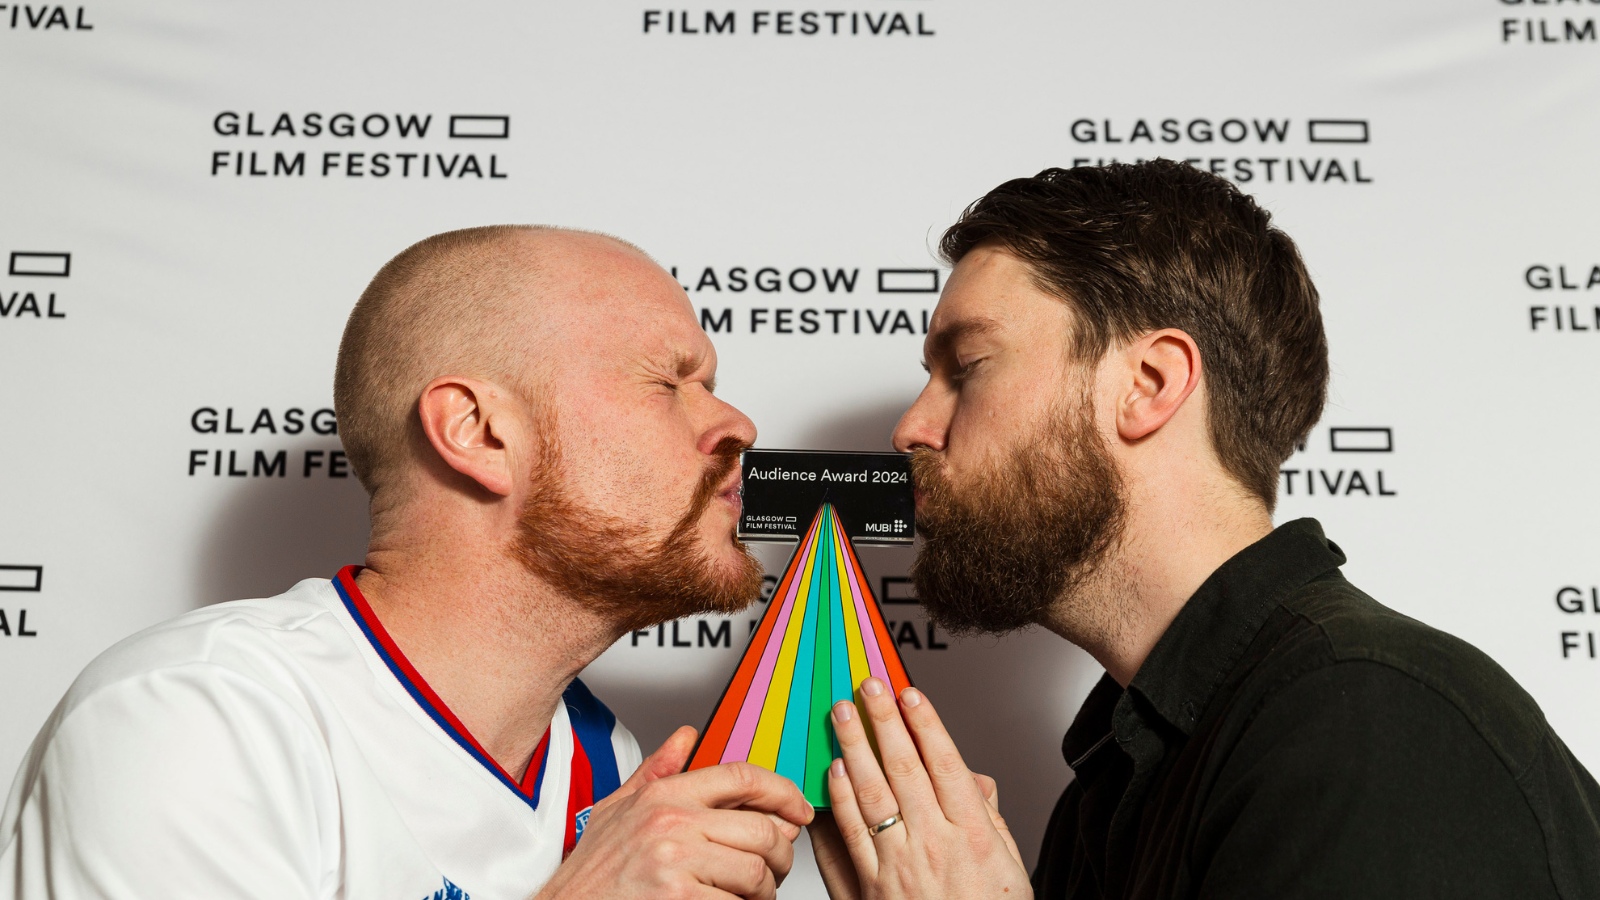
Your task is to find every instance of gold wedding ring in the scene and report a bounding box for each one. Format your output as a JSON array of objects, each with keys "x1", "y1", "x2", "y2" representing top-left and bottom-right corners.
[{"x1": 867, "y1": 814, "x2": 902, "y2": 837}]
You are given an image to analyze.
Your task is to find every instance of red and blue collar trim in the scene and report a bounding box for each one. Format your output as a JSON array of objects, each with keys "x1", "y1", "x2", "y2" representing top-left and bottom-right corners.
[{"x1": 331, "y1": 565, "x2": 623, "y2": 832}]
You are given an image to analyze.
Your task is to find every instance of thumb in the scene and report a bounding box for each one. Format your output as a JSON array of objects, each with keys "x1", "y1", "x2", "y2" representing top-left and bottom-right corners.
[{"x1": 614, "y1": 726, "x2": 699, "y2": 800}]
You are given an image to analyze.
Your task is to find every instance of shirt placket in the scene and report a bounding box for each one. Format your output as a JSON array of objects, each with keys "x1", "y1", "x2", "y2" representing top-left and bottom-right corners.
[{"x1": 1103, "y1": 695, "x2": 1174, "y2": 897}]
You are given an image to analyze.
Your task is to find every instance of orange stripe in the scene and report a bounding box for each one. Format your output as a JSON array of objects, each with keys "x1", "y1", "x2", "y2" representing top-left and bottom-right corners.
[{"x1": 689, "y1": 514, "x2": 821, "y2": 770}]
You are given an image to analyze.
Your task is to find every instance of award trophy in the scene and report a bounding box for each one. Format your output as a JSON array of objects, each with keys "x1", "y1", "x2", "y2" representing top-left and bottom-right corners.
[{"x1": 687, "y1": 450, "x2": 915, "y2": 807}]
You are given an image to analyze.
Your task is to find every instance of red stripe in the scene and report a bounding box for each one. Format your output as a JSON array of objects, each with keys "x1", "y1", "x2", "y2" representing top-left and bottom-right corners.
[
  {"x1": 522, "y1": 729, "x2": 553, "y2": 794},
  {"x1": 336, "y1": 567, "x2": 553, "y2": 795},
  {"x1": 564, "y1": 733, "x2": 595, "y2": 857}
]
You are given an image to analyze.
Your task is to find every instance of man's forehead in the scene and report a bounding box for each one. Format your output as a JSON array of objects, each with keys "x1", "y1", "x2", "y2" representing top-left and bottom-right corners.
[
  {"x1": 573, "y1": 282, "x2": 714, "y2": 373},
  {"x1": 926, "y1": 247, "x2": 1070, "y2": 350}
]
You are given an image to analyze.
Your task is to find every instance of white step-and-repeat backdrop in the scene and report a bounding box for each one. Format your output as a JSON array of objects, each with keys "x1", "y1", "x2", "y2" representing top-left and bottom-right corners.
[{"x1": 3, "y1": 1, "x2": 1597, "y2": 893}]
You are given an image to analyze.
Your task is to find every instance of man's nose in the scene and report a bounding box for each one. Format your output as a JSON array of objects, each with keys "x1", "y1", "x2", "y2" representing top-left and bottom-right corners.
[
  {"x1": 893, "y1": 389, "x2": 946, "y2": 454},
  {"x1": 703, "y1": 394, "x2": 758, "y2": 454}
]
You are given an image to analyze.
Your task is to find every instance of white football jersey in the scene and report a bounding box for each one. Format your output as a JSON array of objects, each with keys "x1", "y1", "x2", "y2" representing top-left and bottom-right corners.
[{"x1": 0, "y1": 567, "x2": 641, "y2": 900}]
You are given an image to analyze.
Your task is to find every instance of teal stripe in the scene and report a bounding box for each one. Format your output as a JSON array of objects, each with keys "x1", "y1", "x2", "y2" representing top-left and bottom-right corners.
[{"x1": 774, "y1": 512, "x2": 826, "y2": 785}]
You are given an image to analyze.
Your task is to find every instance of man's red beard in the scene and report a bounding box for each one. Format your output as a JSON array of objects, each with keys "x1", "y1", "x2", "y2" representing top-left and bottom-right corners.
[
  {"x1": 910, "y1": 391, "x2": 1127, "y2": 636},
  {"x1": 509, "y1": 427, "x2": 765, "y2": 634}
]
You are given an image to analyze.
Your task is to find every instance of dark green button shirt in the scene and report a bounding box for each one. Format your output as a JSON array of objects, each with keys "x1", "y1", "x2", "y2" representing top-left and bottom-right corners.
[{"x1": 1032, "y1": 519, "x2": 1600, "y2": 899}]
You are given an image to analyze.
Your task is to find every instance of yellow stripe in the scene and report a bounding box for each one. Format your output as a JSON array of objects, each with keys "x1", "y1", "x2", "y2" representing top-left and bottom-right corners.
[
  {"x1": 832, "y1": 525, "x2": 871, "y2": 689},
  {"x1": 748, "y1": 540, "x2": 817, "y2": 767}
]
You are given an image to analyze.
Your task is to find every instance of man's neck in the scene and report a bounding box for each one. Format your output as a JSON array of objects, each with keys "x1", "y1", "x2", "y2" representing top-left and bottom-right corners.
[
  {"x1": 354, "y1": 535, "x2": 622, "y2": 780},
  {"x1": 1046, "y1": 483, "x2": 1273, "y2": 688}
]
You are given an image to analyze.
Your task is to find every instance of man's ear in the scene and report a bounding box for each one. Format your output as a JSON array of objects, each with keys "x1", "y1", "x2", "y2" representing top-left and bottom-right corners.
[
  {"x1": 416, "y1": 376, "x2": 518, "y2": 497},
  {"x1": 1115, "y1": 329, "x2": 1202, "y2": 442}
]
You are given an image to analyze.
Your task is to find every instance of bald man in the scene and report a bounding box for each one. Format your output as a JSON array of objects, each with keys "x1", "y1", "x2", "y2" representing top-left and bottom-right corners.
[{"x1": 0, "y1": 227, "x2": 813, "y2": 900}]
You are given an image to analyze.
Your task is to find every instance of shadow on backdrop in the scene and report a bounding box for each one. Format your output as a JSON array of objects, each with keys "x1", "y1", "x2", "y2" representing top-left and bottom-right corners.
[{"x1": 192, "y1": 441, "x2": 371, "y2": 607}]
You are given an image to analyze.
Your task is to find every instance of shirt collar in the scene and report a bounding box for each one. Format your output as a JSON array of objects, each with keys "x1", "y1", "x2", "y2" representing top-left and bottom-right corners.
[
  {"x1": 1126, "y1": 517, "x2": 1346, "y2": 737},
  {"x1": 1061, "y1": 673, "x2": 1124, "y2": 768},
  {"x1": 1059, "y1": 518, "x2": 1347, "y2": 767}
]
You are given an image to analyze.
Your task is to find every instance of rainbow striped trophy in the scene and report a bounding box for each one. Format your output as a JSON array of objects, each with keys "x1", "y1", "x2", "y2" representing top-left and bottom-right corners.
[{"x1": 688, "y1": 451, "x2": 914, "y2": 808}]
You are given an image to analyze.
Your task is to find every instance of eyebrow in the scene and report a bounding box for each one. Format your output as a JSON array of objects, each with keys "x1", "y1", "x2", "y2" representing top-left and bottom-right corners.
[
  {"x1": 923, "y1": 317, "x2": 1002, "y2": 365},
  {"x1": 669, "y1": 348, "x2": 715, "y2": 392}
]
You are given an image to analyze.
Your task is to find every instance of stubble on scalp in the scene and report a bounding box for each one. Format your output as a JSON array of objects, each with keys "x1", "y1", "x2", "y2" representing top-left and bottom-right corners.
[
  {"x1": 509, "y1": 410, "x2": 765, "y2": 634},
  {"x1": 909, "y1": 386, "x2": 1131, "y2": 645}
]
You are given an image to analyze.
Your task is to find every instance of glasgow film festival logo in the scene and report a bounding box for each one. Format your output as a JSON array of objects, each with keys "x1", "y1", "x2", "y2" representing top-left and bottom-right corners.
[
  {"x1": 675, "y1": 259, "x2": 941, "y2": 337},
  {"x1": 1068, "y1": 117, "x2": 1374, "y2": 186},
  {"x1": 210, "y1": 111, "x2": 511, "y2": 181},
  {"x1": 0, "y1": 565, "x2": 42, "y2": 638},
  {"x1": 187, "y1": 405, "x2": 350, "y2": 479},
  {"x1": 4, "y1": 250, "x2": 71, "y2": 321},
  {"x1": 1524, "y1": 263, "x2": 1600, "y2": 332},
  {"x1": 2, "y1": 5, "x2": 93, "y2": 30},
  {"x1": 1500, "y1": 0, "x2": 1596, "y2": 44},
  {"x1": 1279, "y1": 426, "x2": 1397, "y2": 499},
  {"x1": 642, "y1": 2, "x2": 934, "y2": 37},
  {"x1": 1555, "y1": 586, "x2": 1600, "y2": 660}
]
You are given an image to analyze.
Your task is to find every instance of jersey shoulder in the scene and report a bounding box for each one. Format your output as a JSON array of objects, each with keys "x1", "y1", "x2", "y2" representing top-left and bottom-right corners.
[
  {"x1": 56, "y1": 577, "x2": 347, "y2": 722},
  {"x1": 1, "y1": 581, "x2": 354, "y2": 900}
]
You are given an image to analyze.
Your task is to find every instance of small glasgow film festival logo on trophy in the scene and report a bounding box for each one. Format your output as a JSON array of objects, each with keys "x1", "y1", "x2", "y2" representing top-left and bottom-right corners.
[{"x1": 690, "y1": 450, "x2": 915, "y2": 807}]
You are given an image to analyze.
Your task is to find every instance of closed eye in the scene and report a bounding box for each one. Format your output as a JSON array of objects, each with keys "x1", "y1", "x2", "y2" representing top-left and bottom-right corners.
[{"x1": 950, "y1": 358, "x2": 983, "y2": 383}]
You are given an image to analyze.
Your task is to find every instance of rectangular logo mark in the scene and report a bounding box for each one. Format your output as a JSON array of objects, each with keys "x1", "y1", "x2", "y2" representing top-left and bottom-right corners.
[
  {"x1": 8, "y1": 252, "x2": 71, "y2": 277},
  {"x1": 1329, "y1": 427, "x2": 1393, "y2": 453},
  {"x1": 449, "y1": 115, "x2": 510, "y2": 139},
  {"x1": 0, "y1": 565, "x2": 43, "y2": 592},
  {"x1": 881, "y1": 576, "x2": 920, "y2": 605},
  {"x1": 877, "y1": 269, "x2": 940, "y2": 293},
  {"x1": 1307, "y1": 120, "x2": 1370, "y2": 144}
]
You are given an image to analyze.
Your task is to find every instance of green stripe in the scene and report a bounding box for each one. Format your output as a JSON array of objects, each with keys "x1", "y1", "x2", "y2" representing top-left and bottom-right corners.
[{"x1": 804, "y1": 508, "x2": 838, "y2": 805}]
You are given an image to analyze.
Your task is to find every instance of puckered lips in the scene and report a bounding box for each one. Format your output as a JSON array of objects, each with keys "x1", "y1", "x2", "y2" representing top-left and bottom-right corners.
[{"x1": 717, "y1": 472, "x2": 743, "y2": 515}]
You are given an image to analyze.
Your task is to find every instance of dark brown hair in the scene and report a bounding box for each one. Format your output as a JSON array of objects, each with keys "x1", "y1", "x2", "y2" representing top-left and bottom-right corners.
[{"x1": 941, "y1": 160, "x2": 1328, "y2": 508}]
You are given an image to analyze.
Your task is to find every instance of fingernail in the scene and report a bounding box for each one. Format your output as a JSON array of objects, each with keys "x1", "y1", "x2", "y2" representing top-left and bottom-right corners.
[
  {"x1": 831, "y1": 758, "x2": 845, "y2": 778},
  {"x1": 861, "y1": 678, "x2": 884, "y2": 697},
  {"x1": 901, "y1": 687, "x2": 923, "y2": 708},
  {"x1": 833, "y1": 701, "x2": 853, "y2": 723}
]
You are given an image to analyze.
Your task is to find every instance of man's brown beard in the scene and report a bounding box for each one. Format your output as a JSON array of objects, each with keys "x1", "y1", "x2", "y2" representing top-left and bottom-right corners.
[
  {"x1": 909, "y1": 391, "x2": 1127, "y2": 636},
  {"x1": 510, "y1": 428, "x2": 765, "y2": 635}
]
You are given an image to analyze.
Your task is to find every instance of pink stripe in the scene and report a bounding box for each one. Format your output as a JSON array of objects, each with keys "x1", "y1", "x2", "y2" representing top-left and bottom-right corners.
[
  {"x1": 836, "y1": 526, "x2": 889, "y2": 681},
  {"x1": 722, "y1": 526, "x2": 817, "y2": 762}
]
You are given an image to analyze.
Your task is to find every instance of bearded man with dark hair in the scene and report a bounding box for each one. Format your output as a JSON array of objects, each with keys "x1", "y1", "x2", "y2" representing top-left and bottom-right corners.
[{"x1": 809, "y1": 162, "x2": 1600, "y2": 899}]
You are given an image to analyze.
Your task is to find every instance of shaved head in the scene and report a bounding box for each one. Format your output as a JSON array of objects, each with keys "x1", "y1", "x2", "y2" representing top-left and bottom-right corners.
[
  {"x1": 334, "y1": 225, "x2": 645, "y2": 499},
  {"x1": 335, "y1": 223, "x2": 762, "y2": 629}
]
